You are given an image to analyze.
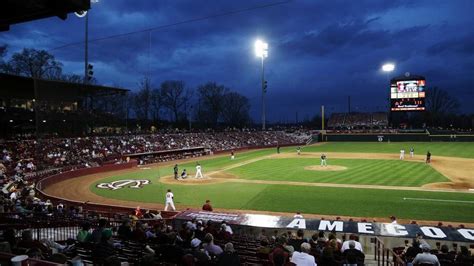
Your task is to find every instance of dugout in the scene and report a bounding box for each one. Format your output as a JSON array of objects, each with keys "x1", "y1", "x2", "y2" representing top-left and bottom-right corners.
[{"x1": 0, "y1": 73, "x2": 128, "y2": 137}]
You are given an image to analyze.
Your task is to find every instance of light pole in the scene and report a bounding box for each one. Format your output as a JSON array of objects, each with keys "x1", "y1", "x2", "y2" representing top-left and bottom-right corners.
[
  {"x1": 381, "y1": 63, "x2": 395, "y2": 127},
  {"x1": 255, "y1": 40, "x2": 268, "y2": 130},
  {"x1": 382, "y1": 62, "x2": 395, "y2": 107}
]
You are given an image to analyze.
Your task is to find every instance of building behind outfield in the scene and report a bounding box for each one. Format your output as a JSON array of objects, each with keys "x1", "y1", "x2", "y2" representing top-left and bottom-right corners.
[{"x1": 0, "y1": 73, "x2": 128, "y2": 137}]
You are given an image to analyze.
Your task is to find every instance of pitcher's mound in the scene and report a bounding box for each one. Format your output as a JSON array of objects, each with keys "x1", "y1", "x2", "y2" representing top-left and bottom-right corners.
[{"x1": 304, "y1": 165, "x2": 347, "y2": 171}]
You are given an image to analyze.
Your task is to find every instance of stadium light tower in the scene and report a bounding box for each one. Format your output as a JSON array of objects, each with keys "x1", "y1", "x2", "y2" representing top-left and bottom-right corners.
[
  {"x1": 381, "y1": 63, "x2": 395, "y2": 113},
  {"x1": 255, "y1": 39, "x2": 268, "y2": 130},
  {"x1": 382, "y1": 63, "x2": 395, "y2": 72}
]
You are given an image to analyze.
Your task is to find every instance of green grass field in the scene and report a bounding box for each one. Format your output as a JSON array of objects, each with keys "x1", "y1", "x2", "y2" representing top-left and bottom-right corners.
[
  {"x1": 227, "y1": 158, "x2": 448, "y2": 186},
  {"x1": 91, "y1": 142, "x2": 474, "y2": 223},
  {"x1": 303, "y1": 142, "x2": 474, "y2": 158}
]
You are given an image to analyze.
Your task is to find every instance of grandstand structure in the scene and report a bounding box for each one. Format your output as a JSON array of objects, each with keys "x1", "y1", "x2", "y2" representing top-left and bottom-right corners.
[{"x1": 0, "y1": 73, "x2": 128, "y2": 137}]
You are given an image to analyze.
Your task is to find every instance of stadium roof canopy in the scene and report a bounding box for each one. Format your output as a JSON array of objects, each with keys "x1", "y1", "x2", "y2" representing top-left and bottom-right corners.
[{"x1": 0, "y1": 0, "x2": 90, "y2": 31}]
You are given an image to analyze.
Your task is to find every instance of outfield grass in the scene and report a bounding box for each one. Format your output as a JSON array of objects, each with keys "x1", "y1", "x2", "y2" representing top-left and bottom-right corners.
[
  {"x1": 227, "y1": 158, "x2": 448, "y2": 186},
  {"x1": 92, "y1": 173, "x2": 474, "y2": 222},
  {"x1": 303, "y1": 142, "x2": 474, "y2": 158},
  {"x1": 90, "y1": 143, "x2": 474, "y2": 223}
]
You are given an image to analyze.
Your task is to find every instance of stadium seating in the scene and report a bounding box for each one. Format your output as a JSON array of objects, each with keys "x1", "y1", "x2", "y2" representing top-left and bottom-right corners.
[{"x1": 327, "y1": 112, "x2": 389, "y2": 129}]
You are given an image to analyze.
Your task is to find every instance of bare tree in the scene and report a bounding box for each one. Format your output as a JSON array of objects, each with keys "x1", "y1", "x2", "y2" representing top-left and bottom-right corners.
[
  {"x1": 196, "y1": 82, "x2": 228, "y2": 126},
  {"x1": 425, "y1": 87, "x2": 460, "y2": 126},
  {"x1": 150, "y1": 88, "x2": 161, "y2": 122},
  {"x1": 221, "y1": 92, "x2": 251, "y2": 126},
  {"x1": 60, "y1": 74, "x2": 84, "y2": 83},
  {"x1": 132, "y1": 77, "x2": 153, "y2": 121},
  {"x1": 159, "y1": 80, "x2": 189, "y2": 122},
  {"x1": 1, "y1": 48, "x2": 63, "y2": 79}
]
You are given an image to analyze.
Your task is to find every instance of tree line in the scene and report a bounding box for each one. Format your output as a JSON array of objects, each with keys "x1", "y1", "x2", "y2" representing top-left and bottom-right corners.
[
  {"x1": 0, "y1": 46, "x2": 252, "y2": 128},
  {"x1": 129, "y1": 78, "x2": 251, "y2": 128}
]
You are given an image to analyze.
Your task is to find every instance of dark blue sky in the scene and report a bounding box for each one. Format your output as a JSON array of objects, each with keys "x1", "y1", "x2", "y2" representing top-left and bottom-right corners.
[{"x1": 2, "y1": 0, "x2": 473, "y2": 122}]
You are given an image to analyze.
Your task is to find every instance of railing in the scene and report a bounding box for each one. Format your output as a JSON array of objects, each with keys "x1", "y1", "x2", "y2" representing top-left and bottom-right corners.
[
  {"x1": 374, "y1": 237, "x2": 406, "y2": 266},
  {"x1": 0, "y1": 212, "x2": 175, "y2": 242}
]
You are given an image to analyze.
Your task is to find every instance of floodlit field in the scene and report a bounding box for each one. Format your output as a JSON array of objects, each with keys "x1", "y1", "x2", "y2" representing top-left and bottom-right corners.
[{"x1": 83, "y1": 142, "x2": 474, "y2": 223}]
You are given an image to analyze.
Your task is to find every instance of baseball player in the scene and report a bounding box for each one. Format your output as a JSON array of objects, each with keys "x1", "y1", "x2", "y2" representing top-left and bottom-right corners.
[
  {"x1": 181, "y1": 169, "x2": 187, "y2": 179},
  {"x1": 231, "y1": 150, "x2": 235, "y2": 160},
  {"x1": 400, "y1": 149, "x2": 405, "y2": 160},
  {"x1": 297, "y1": 146, "x2": 301, "y2": 155},
  {"x1": 195, "y1": 163, "x2": 203, "y2": 179},
  {"x1": 410, "y1": 147, "x2": 414, "y2": 158},
  {"x1": 173, "y1": 164, "x2": 179, "y2": 180},
  {"x1": 164, "y1": 189, "x2": 176, "y2": 211},
  {"x1": 277, "y1": 145, "x2": 280, "y2": 154},
  {"x1": 320, "y1": 154, "x2": 327, "y2": 167},
  {"x1": 426, "y1": 151, "x2": 431, "y2": 164}
]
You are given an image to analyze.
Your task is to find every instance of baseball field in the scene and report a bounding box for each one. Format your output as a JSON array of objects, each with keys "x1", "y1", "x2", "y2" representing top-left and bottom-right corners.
[{"x1": 44, "y1": 142, "x2": 474, "y2": 224}]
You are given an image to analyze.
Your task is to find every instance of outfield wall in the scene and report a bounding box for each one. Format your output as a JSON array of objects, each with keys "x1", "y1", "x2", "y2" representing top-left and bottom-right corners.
[{"x1": 322, "y1": 133, "x2": 474, "y2": 142}]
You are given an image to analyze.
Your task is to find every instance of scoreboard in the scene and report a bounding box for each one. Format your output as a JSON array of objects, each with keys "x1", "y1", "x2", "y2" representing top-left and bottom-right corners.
[{"x1": 390, "y1": 78, "x2": 426, "y2": 111}]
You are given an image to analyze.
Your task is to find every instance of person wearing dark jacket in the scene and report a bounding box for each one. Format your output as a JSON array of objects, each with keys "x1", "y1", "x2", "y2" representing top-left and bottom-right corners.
[
  {"x1": 342, "y1": 241, "x2": 365, "y2": 265},
  {"x1": 217, "y1": 243, "x2": 240, "y2": 266}
]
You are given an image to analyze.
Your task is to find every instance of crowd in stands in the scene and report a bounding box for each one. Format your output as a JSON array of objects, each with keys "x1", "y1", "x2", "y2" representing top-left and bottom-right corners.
[
  {"x1": 0, "y1": 130, "x2": 308, "y2": 175},
  {"x1": 328, "y1": 112, "x2": 388, "y2": 129},
  {"x1": 395, "y1": 236, "x2": 473, "y2": 266},
  {"x1": 1, "y1": 207, "x2": 373, "y2": 266}
]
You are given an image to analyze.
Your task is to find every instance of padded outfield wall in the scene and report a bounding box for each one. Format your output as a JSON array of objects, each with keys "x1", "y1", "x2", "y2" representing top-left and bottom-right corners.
[{"x1": 321, "y1": 133, "x2": 474, "y2": 142}]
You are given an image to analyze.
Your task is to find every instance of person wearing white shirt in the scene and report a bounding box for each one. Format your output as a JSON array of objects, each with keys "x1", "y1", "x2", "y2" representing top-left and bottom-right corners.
[
  {"x1": 341, "y1": 234, "x2": 363, "y2": 253},
  {"x1": 195, "y1": 163, "x2": 203, "y2": 179},
  {"x1": 291, "y1": 242, "x2": 317, "y2": 266},
  {"x1": 164, "y1": 189, "x2": 176, "y2": 211}
]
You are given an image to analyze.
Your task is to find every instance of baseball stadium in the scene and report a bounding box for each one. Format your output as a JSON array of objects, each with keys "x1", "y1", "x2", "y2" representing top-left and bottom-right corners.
[{"x1": 1, "y1": 1, "x2": 474, "y2": 266}]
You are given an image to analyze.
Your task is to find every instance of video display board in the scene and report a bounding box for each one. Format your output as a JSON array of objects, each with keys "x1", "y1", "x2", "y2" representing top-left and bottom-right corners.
[{"x1": 390, "y1": 79, "x2": 426, "y2": 111}]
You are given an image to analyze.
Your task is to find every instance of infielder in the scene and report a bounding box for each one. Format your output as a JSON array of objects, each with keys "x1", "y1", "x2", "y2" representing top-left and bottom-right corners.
[
  {"x1": 297, "y1": 146, "x2": 301, "y2": 155},
  {"x1": 400, "y1": 149, "x2": 405, "y2": 160},
  {"x1": 320, "y1": 154, "x2": 327, "y2": 166},
  {"x1": 195, "y1": 163, "x2": 203, "y2": 179},
  {"x1": 410, "y1": 147, "x2": 414, "y2": 158},
  {"x1": 164, "y1": 189, "x2": 176, "y2": 211},
  {"x1": 231, "y1": 150, "x2": 235, "y2": 160}
]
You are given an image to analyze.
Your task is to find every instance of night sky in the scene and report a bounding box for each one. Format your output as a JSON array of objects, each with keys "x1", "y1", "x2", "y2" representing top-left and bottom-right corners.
[{"x1": 2, "y1": 0, "x2": 473, "y2": 122}]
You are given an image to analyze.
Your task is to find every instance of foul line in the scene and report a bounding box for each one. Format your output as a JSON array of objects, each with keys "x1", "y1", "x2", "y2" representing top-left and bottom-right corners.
[{"x1": 403, "y1": 197, "x2": 474, "y2": 204}]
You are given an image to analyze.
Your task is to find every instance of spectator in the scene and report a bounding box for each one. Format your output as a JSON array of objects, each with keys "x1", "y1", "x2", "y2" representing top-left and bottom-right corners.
[
  {"x1": 436, "y1": 244, "x2": 455, "y2": 264},
  {"x1": 92, "y1": 229, "x2": 116, "y2": 263},
  {"x1": 256, "y1": 238, "x2": 272, "y2": 258},
  {"x1": 341, "y1": 234, "x2": 363, "y2": 253},
  {"x1": 342, "y1": 240, "x2": 365, "y2": 265},
  {"x1": 117, "y1": 219, "x2": 132, "y2": 240},
  {"x1": 320, "y1": 239, "x2": 342, "y2": 266},
  {"x1": 217, "y1": 242, "x2": 240, "y2": 266},
  {"x1": 91, "y1": 218, "x2": 108, "y2": 244},
  {"x1": 290, "y1": 229, "x2": 306, "y2": 252},
  {"x1": 202, "y1": 200, "x2": 213, "y2": 212},
  {"x1": 189, "y1": 238, "x2": 211, "y2": 264},
  {"x1": 455, "y1": 246, "x2": 473, "y2": 265},
  {"x1": 291, "y1": 242, "x2": 317, "y2": 266},
  {"x1": 17, "y1": 230, "x2": 50, "y2": 254},
  {"x1": 270, "y1": 236, "x2": 291, "y2": 266},
  {"x1": 202, "y1": 233, "x2": 223, "y2": 257},
  {"x1": 76, "y1": 222, "x2": 92, "y2": 243},
  {"x1": 412, "y1": 244, "x2": 440, "y2": 266},
  {"x1": 405, "y1": 238, "x2": 422, "y2": 263}
]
